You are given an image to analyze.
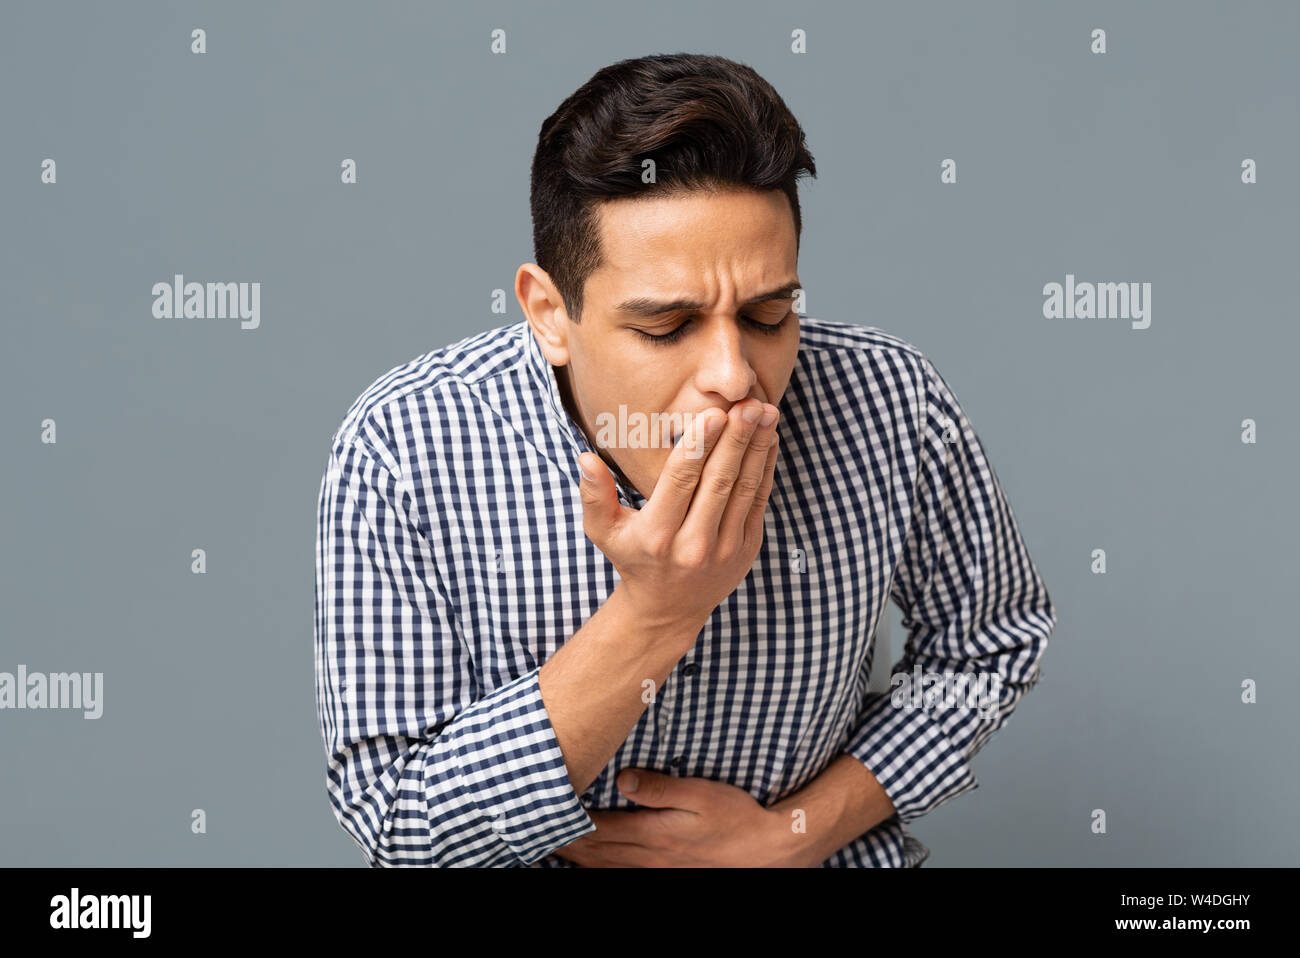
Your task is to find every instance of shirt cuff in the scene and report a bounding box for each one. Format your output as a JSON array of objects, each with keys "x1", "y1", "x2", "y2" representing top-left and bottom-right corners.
[
  {"x1": 842, "y1": 690, "x2": 980, "y2": 825},
  {"x1": 448, "y1": 668, "x2": 596, "y2": 865}
]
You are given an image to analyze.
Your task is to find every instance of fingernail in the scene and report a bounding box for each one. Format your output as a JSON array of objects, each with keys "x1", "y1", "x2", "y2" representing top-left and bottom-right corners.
[
  {"x1": 622, "y1": 772, "x2": 639, "y2": 793},
  {"x1": 759, "y1": 407, "x2": 777, "y2": 428},
  {"x1": 578, "y1": 456, "x2": 594, "y2": 481},
  {"x1": 741, "y1": 403, "x2": 761, "y2": 424}
]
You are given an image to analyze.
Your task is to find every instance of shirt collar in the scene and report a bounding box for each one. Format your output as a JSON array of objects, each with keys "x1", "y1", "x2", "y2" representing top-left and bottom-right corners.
[{"x1": 521, "y1": 322, "x2": 648, "y2": 510}]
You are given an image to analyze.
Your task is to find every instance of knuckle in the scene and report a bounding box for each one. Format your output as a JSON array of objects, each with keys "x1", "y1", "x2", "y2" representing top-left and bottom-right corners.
[
  {"x1": 705, "y1": 472, "x2": 735, "y2": 499},
  {"x1": 732, "y1": 474, "x2": 761, "y2": 499},
  {"x1": 675, "y1": 543, "x2": 710, "y2": 570},
  {"x1": 643, "y1": 532, "x2": 671, "y2": 559},
  {"x1": 726, "y1": 425, "x2": 754, "y2": 449},
  {"x1": 666, "y1": 468, "x2": 699, "y2": 494}
]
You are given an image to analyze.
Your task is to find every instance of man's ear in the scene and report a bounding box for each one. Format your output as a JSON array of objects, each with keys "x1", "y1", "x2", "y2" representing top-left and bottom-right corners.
[{"x1": 516, "y1": 263, "x2": 571, "y2": 366}]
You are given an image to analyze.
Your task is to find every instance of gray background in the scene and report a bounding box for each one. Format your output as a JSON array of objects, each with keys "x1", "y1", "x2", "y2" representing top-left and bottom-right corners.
[{"x1": 2, "y1": 0, "x2": 1296, "y2": 866}]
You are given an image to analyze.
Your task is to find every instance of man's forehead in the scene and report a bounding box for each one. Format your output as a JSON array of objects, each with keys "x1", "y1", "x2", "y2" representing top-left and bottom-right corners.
[
  {"x1": 607, "y1": 280, "x2": 801, "y2": 318},
  {"x1": 591, "y1": 219, "x2": 795, "y2": 293}
]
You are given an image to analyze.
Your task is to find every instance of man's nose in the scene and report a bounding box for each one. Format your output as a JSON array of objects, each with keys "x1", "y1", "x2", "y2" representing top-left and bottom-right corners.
[{"x1": 693, "y1": 317, "x2": 757, "y2": 402}]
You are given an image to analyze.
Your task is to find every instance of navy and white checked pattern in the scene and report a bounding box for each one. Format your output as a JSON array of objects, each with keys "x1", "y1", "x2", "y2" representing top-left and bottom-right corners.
[{"x1": 314, "y1": 316, "x2": 1057, "y2": 867}]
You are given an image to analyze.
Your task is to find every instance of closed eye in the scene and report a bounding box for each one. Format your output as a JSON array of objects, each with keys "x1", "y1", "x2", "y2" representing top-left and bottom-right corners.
[{"x1": 632, "y1": 312, "x2": 791, "y2": 346}]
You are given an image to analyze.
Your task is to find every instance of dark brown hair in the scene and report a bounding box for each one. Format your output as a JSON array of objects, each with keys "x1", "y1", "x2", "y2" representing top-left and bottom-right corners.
[{"x1": 529, "y1": 53, "x2": 817, "y2": 322}]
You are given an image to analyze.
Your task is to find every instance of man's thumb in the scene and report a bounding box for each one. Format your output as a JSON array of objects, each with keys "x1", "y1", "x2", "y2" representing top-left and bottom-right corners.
[{"x1": 577, "y1": 452, "x2": 620, "y2": 532}]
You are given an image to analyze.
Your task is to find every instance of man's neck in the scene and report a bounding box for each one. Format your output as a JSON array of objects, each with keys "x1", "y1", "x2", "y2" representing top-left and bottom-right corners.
[{"x1": 553, "y1": 363, "x2": 640, "y2": 497}]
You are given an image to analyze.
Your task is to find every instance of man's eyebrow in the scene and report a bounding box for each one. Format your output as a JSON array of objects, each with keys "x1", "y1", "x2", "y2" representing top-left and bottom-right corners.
[{"x1": 613, "y1": 282, "x2": 801, "y2": 318}]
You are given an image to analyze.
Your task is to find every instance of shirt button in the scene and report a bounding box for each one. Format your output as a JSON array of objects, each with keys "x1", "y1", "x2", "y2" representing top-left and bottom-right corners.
[
  {"x1": 681, "y1": 662, "x2": 699, "y2": 678},
  {"x1": 670, "y1": 756, "x2": 684, "y2": 768}
]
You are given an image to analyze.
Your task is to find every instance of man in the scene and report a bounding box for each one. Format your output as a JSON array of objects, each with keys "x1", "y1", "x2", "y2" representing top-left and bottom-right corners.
[{"x1": 313, "y1": 52, "x2": 1057, "y2": 867}]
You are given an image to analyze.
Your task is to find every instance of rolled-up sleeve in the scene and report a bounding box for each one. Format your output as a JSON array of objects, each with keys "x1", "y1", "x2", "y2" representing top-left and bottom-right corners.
[
  {"x1": 314, "y1": 428, "x2": 596, "y2": 866},
  {"x1": 843, "y1": 354, "x2": 1058, "y2": 825}
]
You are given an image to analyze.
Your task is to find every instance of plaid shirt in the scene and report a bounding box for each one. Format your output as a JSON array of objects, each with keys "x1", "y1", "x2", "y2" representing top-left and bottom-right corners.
[{"x1": 314, "y1": 317, "x2": 1057, "y2": 867}]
